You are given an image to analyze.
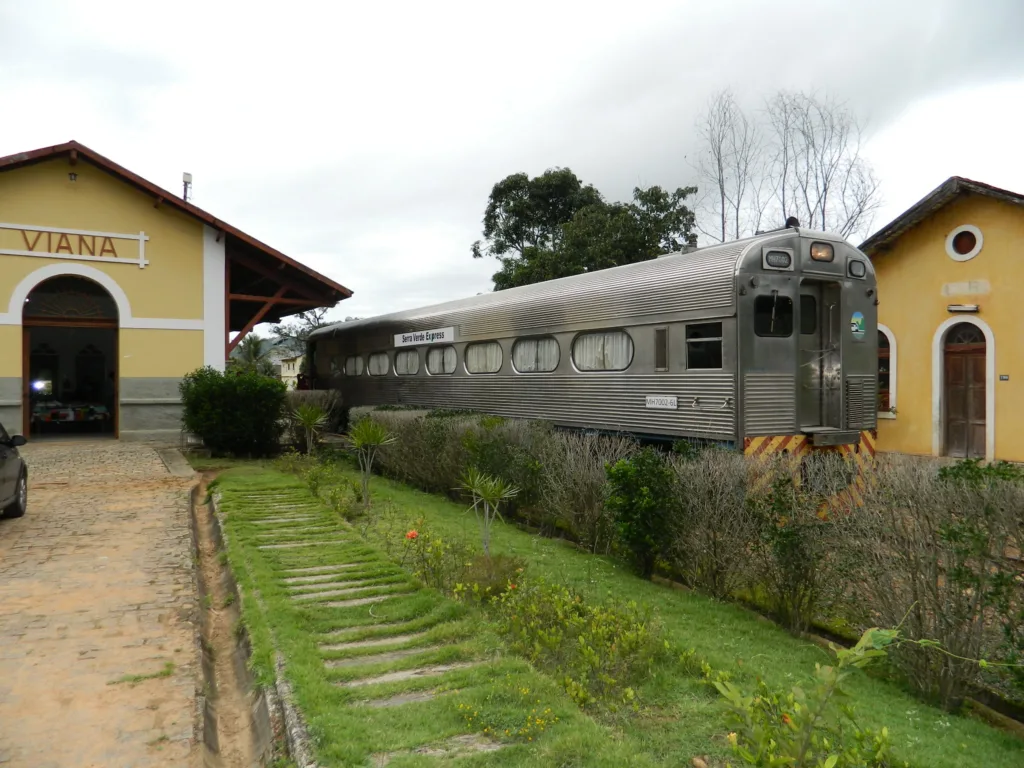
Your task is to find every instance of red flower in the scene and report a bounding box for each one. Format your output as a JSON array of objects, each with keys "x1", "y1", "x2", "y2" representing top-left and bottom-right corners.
[
  {"x1": 509, "y1": 583, "x2": 516, "y2": 589},
  {"x1": 405, "y1": 530, "x2": 419, "y2": 540},
  {"x1": 781, "y1": 713, "x2": 792, "y2": 726}
]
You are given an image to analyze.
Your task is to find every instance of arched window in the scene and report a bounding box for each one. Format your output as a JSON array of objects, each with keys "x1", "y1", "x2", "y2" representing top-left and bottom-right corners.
[
  {"x1": 367, "y1": 352, "x2": 390, "y2": 376},
  {"x1": 395, "y1": 349, "x2": 420, "y2": 375},
  {"x1": 572, "y1": 331, "x2": 633, "y2": 372},
  {"x1": 426, "y1": 346, "x2": 457, "y2": 375},
  {"x1": 877, "y1": 325, "x2": 897, "y2": 417},
  {"x1": 344, "y1": 356, "x2": 364, "y2": 376},
  {"x1": 512, "y1": 337, "x2": 559, "y2": 373},
  {"x1": 465, "y1": 342, "x2": 502, "y2": 374}
]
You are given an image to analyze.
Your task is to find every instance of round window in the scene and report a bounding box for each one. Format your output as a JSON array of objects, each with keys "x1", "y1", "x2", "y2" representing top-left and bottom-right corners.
[{"x1": 945, "y1": 225, "x2": 982, "y2": 261}]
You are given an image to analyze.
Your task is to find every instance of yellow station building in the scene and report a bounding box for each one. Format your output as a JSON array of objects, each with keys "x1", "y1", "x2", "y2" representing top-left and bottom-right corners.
[
  {"x1": 0, "y1": 141, "x2": 350, "y2": 442},
  {"x1": 863, "y1": 177, "x2": 1024, "y2": 463}
]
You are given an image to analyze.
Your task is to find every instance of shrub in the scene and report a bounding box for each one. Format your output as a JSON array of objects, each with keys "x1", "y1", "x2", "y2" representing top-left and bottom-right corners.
[
  {"x1": 605, "y1": 448, "x2": 677, "y2": 579},
  {"x1": 371, "y1": 413, "x2": 471, "y2": 496},
  {"x1": 668, "y1": 448, "x2": 757, "y2": 598},
  {"x1": 179, "y1": 366, "x2": 287, "y2": 457},
  {"x1": 851, "y1": 456, "x2": 1024, "y2": 709},
  {"x1": 291, "y1": 403, "x2": 328, "y2": 455},
  {"x1": 459, "y1": 467, "x2": 518, "y2": 558},
  {"x1": 539, "y1": 431, "x2": 638, "y2": 553},
  {"x1": 747, "y1": 454, "x2": 855, "y2": 634},
  {"x1": 715, "y1": 627, "x2": 905, "y2": 768},
  {"x1": 461, "y1": 418, "x2": 548, "y2": 520},
  {"x1": 492, "y1": 579, "x2": 667, "y2": 709},
  {"x1": 346, "y1": 417, "x2": 397, "y2": 511},
  {"x1": 285, "y1": 389, "x2": 345, "y2": 442}
]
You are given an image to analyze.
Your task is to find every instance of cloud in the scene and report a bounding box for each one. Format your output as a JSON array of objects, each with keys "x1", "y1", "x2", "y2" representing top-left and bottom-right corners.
[{"x1": 3, "y1": 0, "x2": 1024, "y2": 325}]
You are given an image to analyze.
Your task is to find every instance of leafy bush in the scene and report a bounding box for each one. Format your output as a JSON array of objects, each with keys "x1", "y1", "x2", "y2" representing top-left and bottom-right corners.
[
  {"x1": 668, "y1": 448, "x2": 756, "y2": 598},
  {"x1": 851, "y1": 456, "x2": 1024, "y2": 709},
  {"x1": 286, "y1": 389, "x2": 345, "y2": 442},
  {"x1": 539, "y1": 431, "x2": 638, "y2": 553},
  {"x1": 492, "y1": 579, "x2": 667, "y2": 709},
  {"x1": 747, "y1": 454, "x2": 855, "y2": 634},
  {"x1": 371, "y1": 413, "x2": 471, "y2": 496},
  {"x1": 346, "y1": 417, "x2": 396, "y2": 511},
  {"x1": 461, "y1": 417, "x2": 547, "y2": 519},
  {"x1": 179, "y1": 366, "x2": 287, "y2": 457},
  {"x1": 605, "y1": 448, "x2": 677, "y2": 578},
  {"x1": 715, "y1": 627, "x2": 906, "y2": 767}
]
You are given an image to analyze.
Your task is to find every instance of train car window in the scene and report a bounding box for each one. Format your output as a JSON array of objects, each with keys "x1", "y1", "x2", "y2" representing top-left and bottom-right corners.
[
  {"x1": 344, "y1": 356, "x2": 364, "y2": 376},
  {"x1": 655, "y1": 328, "x2": 669, "y2": 371},
  {"x1": 800, "y1": 295, "x2": 817, "y2": 335},
  {"x1": 426, "y1": 346, "x2": 457, "y2": 375},
  {"x1": 572, "y1": 331, "x2": 634, "y2": 371},
  {"x1": 367, "y1": 352, "x2": 390, "y2": 376},
  {"x1": 512, "y1": 337, "x2": 559, "y2": 373},
  {"x1": 685, "y1": 323, "x2": 722, "y2": 369},
  {"x1": 754, "y1": 293, "x2": 794, "y2": 337},
  {"x1": 395, "y1": 349, "x2": 420, "y2": 375},
  {"x1": 465, "y1": 342, "x2": 502, "y2": 374}
]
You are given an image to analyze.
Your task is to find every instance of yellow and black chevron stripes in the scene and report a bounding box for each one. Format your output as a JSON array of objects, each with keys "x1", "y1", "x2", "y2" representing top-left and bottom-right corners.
[{"x1": 742, "y1": 430, "x2": 877, "y2": 509}]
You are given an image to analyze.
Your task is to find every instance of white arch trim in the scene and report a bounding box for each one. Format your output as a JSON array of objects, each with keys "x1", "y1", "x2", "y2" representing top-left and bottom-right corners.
[
  {"x1": 877, "y1": 323, "x2": 897, "y2": 419},
  {"x1": 931, "y1": 315, "x2": 995, "y2": 462},
  {"x1": 0, "y1": 263, "x2": 202, "y2": 330}
]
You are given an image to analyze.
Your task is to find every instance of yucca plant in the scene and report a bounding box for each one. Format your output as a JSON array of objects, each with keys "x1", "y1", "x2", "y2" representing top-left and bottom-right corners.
[
  {"x1": 346, "y1": 418, "x2": 397, "y2": 510},
  {"x1": 292, "y1": 403, "x2": 328, "y2": 455},
  {"x1": 459, "y1": 467, "x2": 519, "y2": 558}
]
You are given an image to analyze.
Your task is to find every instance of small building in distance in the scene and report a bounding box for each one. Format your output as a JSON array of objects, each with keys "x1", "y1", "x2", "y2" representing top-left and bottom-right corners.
[
  {"x1": 861, "y1": 177, "x2": 1024, "y2": 462},
  {"x1": 280, "y1": 355, "x2": 304, "y2": 389}
]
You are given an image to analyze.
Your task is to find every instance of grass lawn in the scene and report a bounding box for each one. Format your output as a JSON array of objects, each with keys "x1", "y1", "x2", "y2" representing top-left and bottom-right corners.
[{"x1": 207, "y1": 459, "x2": 1024, "y2": 767}]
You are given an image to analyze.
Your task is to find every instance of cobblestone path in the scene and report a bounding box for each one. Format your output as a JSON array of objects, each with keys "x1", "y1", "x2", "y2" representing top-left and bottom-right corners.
[{"x1": 0, "y1": 441, "x2": 197, "y2": 768}]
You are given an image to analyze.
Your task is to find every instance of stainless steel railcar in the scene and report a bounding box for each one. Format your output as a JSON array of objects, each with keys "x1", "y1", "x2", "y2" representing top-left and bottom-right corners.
[{"x1": 309, "y1": 225, "x2": 879, "y2": 462}]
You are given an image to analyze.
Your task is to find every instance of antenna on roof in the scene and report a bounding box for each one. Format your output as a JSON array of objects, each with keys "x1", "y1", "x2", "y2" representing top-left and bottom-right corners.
[
  {"x1": 182, "y1": 172, "x2": 193, "y2": 202},
  {"x1": 785, "y1": 216, "x2": 800, "y2": 228}
]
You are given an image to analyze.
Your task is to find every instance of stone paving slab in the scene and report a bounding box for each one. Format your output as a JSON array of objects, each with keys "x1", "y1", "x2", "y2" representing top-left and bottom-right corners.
[{"x1": 0, "y1": 441, "x2": 197, "y2": 768}]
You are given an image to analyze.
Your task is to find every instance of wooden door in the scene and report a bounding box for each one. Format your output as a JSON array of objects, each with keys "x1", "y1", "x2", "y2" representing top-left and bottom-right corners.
[{"x1": 944, "y1": 347, "x2": 986, "y2": 459}]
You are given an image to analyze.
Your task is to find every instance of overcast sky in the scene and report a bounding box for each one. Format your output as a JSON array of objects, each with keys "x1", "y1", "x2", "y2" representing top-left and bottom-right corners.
[{"x1": 3, "y1": 0, "x2": 1024, "y2": 328}]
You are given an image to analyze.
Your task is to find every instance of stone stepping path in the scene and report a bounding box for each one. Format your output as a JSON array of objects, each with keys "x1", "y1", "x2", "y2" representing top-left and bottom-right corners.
[
  {"x1": 291, "y1": 584, "x2": 398, "y2": 602},
  {"x1": 372, "y1": 733, "x2": 503, "y2": 766},
  {"x1": 251, "y1": 516, "x2": 318, "y2": 525},
  {"x1": 287, "y1": 577, "x2": 399, "y2": 594},
  {"x1": 322, "y1": 595, "x2": 393, "y2": 609},
  {"x1": 258, "y1": 540, "x2": 349, "y2": 550},
  {"x1": 283, "y1": 572, "x2": 373, "y2": 585},
  {"x1": 320, "y1": 631, "x2": 430, "y2": 652},
  {"x1": 282, "y1": 564, "x2": 367, "y2": 575},
  {"x1": 256, "y1": 526, "x2": 335, "y2": 537},
  {"x1": 325, "y1": 645, "x2": 442, "y2": 669},
  {"x1": 337, "y1": 661, "x2": 481, "y2": 688},
  {"x1": 363, "y1": 689, "x2": 440, "y2": 708}
]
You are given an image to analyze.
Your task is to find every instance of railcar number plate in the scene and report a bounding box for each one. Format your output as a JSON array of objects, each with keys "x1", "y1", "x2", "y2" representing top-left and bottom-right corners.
[{"x1": 645, "y1": 395, "x2": 678, "y2": 410}]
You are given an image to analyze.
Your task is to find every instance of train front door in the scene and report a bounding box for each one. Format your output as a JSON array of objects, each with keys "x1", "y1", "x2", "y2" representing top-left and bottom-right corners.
[{"x1": 798, "y1": 281, "x2": 842, "y2": 430}]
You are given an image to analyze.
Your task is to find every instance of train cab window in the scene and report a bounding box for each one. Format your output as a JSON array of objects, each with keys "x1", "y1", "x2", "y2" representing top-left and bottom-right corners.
[
  {"x1": 367, "y1": 352, "x2": 390, "y2": 376},
  {"x1": 395, "y1": 349, "x2": 420, "y2": 375},
  {"x1": 344, "y1": 356, "x2": 364, "y2": 376},
  {"x1": 685, "y1": 323, "x2": 722, "y2": 369},
  {"x1": 754, "y1": 292, "x2": 794, "y2": 337},
  {"x1": 512, "y1": 337, "x2": 559, "y2": 373},
  {"x1": 572, "y1": 331, "x2": 634, "y2": 372},
  {"x1": 655, "y1": 328, "x2": 668, "y2": 371},
  {"x1": 465, "y1": 341, "x2": 502, "y2": 374},
  {"x1": 800, "y1": 295, "x2": 817, "y2": 335},
  {"x1": 426, "y1": 346, "x2": 457, "y2": 375}
]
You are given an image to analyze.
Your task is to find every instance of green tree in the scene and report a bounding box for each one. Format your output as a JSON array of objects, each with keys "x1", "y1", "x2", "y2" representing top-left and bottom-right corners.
[
  {"x1": 271, "y1": 307, "x2": 333, "y2": 374},
  {"x1": 486, "y1": 184, "x2": 699, "y2": 290},
  {"x1": 471, "y1": 167, "x2": 603, "y2": 261},
  {"x1": 230, "y1": 334, "x2": 277, "y2": 377}
]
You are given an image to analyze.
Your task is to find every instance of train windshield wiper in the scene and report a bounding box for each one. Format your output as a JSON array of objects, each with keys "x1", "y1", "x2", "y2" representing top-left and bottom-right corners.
[{"x1": 770, "y1": 290, "x2": 779, "y2": 334}]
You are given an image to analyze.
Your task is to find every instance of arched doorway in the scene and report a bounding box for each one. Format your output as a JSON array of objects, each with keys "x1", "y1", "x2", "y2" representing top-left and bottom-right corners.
[
  {"x1": 22, "y1": 276, "x2": 118, "y2": 438},
  {"x1": 942, "y1": 322, "x2": 986, "y2": 459}
]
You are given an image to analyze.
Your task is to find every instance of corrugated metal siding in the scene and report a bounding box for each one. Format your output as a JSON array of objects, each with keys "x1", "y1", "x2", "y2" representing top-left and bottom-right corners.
[
  {"x1": 344, "y1": 373, "x2": 736, "y2": 440},
  {"x1": 845, "y1": 375, "x2": 877, "y2": 429},
  {"x1": 743, "y1": 373, "x2": 796, "y2": 435},
  {"x1": 313, "y1": 240, "x2": 750, "y2": 342}
]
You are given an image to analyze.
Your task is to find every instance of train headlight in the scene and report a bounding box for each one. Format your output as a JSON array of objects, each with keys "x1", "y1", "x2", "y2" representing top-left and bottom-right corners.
[
  {"x1": 810, "y1": 242, "x2": 834, "y2": 262},
  {"x1": 765, "y1": 250, "x2": 792, "y2": 269},
  {"x1": 848, "y1": 260, "x2": 867, "y2": 278}
]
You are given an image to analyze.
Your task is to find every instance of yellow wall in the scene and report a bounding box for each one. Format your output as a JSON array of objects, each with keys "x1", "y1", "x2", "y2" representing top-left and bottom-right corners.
[
  {"x1": 874, "y1": 194, "x2": 1024, "y2": 462},
  {"x1": 0, "y1": 159, "x2": 205, "y2": 320},
  {"x1": 0, "y1": 326, "x2": 20, "y2": 376},
  {"x1": 120, "y1": 329, "x2": 204, "y2": 378}
]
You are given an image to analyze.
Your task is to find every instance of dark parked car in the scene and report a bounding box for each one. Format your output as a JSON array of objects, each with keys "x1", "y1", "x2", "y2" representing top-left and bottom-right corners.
[{"x1": 0, "y1": 421, "x2": 27, "y2": 520}]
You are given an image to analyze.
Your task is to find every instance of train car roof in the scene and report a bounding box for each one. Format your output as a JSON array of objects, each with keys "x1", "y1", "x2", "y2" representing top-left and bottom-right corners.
[{"x1": 310, "y1": 227, "x2": 849, "y2": 340}]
